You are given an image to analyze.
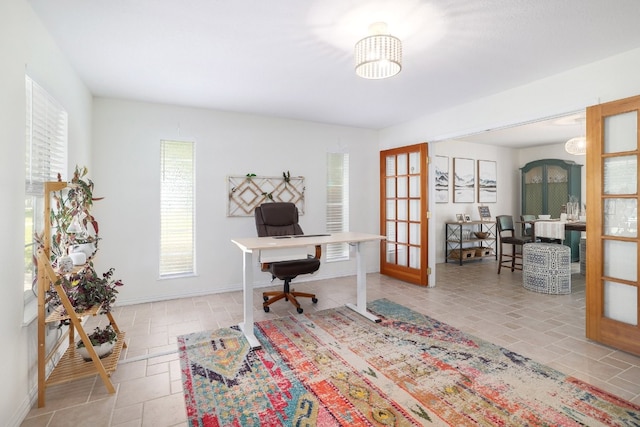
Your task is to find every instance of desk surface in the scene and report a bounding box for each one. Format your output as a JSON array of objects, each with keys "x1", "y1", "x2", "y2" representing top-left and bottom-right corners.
[{"x1": 232, "y1": 232, "x2": 385, "y2": 252}]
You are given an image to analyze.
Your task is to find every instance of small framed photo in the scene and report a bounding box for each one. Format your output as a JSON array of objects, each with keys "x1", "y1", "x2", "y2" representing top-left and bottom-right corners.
[
  {"x1": 464, "y1": 214, "x2": 472, "y2": 222},
  {"x1": 456, "y1": 214, "x2": 464, "y2": 223},
  {"x1": 478, "y1": 206, "x2": 492, "y2": 221}
]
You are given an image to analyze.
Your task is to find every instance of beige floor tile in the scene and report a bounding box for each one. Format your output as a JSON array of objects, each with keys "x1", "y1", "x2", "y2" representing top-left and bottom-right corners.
[{"x1": 22, "y1": 260, "x2": 640, "y2": 426}]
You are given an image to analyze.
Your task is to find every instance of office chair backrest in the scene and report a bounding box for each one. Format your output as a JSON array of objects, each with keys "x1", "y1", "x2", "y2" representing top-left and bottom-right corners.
[{"x1": 255, "y1": 202, "x2": 304, "y2": 237}]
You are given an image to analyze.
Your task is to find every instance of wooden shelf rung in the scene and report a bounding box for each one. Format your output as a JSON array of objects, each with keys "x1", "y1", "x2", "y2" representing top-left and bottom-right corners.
[{"x1": 46, "y1": 332, "x2": 125, "y2": 387}]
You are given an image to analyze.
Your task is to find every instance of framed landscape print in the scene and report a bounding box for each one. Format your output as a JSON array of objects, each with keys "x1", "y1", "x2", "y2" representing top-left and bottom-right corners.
[
  {"x1": 453, "y1": 157, "x2": 475, "y2": 203},
  {"x1": 478, "y1": 160, "x2": 497, "y2": 203},
  {"x1": 434, "y1": 155, "x2": 449, "y2": 203}
]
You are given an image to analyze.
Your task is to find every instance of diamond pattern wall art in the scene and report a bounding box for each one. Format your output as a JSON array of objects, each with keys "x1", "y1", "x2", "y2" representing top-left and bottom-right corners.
[{"x1": 227, "y1": 174, "x2": 305, "y2": 217}]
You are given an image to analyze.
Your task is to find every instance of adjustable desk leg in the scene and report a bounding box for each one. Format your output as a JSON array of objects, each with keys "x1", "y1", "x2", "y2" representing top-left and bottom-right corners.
[
  {"x1": 238, "y1": 249, "x2": 262, "y2": 350},
  {"x1": 345, "y1": 242, "x2": 381, "y2": 323}
]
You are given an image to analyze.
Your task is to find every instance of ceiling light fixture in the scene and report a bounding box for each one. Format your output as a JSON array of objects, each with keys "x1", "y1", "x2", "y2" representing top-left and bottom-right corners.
[
  {"x1": 354, "y1": 22, "x2": 402, "y2": 80},
  {"x1": 565, "y1": 136, "x2": 587, "y2": 155}
]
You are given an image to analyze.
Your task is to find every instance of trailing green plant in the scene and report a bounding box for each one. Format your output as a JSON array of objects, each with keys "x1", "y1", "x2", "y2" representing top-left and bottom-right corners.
[
  {"x1": 77, "y1": 324, "x2": 117, "y2": 348},
  {"x1": 36, "y1": 165, "x2": 101, "y2": 261},
  {"x1": 47, "y1": 263, "x2": 124, "y2": 317}
]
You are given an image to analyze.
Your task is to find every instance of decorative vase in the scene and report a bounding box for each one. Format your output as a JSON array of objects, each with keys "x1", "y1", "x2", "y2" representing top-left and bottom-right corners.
[
  {"x1": 58, "y1": 256, "x2": 74, "y2": 273},
  {"x1": 77, "y1": 340, "x2": 116, "y2": 361}
]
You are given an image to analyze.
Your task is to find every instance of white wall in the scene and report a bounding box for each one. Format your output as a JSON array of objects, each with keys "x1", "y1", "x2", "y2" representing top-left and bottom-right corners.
[
  {"x1": 91, "y1": 98, "x2": 380, "y2": 305},
  {"x1": 379, "y1": 47, "x2": 640, "y2": 150},
  {"x1": 3, "y1": 3, "x2": 638, "y2": 424},
  {"x1": 382, "y1": 48, "x2": 639, "y2": 268},
  {"x1": 430, "y1": 140, "x2": 518, "y2": 263},
  {"x1": 1, "y1": 0, "x2": 93, "y2": 425}
]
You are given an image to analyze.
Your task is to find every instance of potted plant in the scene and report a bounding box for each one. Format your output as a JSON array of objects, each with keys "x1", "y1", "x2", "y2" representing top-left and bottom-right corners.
[
  {"x1": 47, "y1": 264, "x2": 124, "y2": 318},
  {"x1": 35, "y1": 165, "x2": 101, "y2": 267},
  {"x1": 76, "y1": 324, "x2": 117, "y2": 361}
]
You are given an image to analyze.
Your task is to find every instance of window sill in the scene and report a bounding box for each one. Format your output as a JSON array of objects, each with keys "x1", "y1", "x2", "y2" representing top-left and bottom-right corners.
[{"x1": 23, "y1": 297, "x2": 38, "y2": 326}]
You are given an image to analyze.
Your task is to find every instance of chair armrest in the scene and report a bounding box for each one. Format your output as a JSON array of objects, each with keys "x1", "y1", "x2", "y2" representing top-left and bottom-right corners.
[{"x1": 261, "y1": 244, "x2": 321, "y2": 272}]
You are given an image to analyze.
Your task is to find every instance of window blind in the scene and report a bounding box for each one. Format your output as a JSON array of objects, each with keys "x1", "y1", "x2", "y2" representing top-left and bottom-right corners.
[
  {"x1": 160, "y1": 140, "x2": 195, "y2": 277},
  {"x1": 24, "y1": 75, "x2": 68, "y2": 294},
  {"x1": 326, "y1": 152, "x2": 350, "y2": 261},
  {"x1": 25, "y1": 76, "x2": 68, "y2": 195}
]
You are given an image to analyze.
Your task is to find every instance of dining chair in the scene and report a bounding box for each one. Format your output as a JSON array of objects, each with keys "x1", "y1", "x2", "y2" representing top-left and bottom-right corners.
[{"x1": 497, "y1": 215, "x2": 533, "y2": 273}]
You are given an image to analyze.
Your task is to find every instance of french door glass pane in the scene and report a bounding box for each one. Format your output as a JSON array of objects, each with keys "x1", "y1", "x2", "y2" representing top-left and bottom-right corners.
[
  {"x1": 397, "y1": 245, "x2": 408, "y2": 266},
  {"x1": 386, "y1": 221, "x2": 396, "y2": 242},
  {"x1": 409, "y1": 246, "x2": 420, "y2": 268},
  {"x1": 397, "y1": 176, "x2": 408, "y2": 198},
  {"x1": 386, "y1": 178, "x2": 396, "y2": 198},
  {"x1": 386, "y1": 200, "x2": 396, "y2": 220},
  {"x1": 397, "y1": 154, "x2": 407, "y2": 175},
  {"x1": 409, "y1": 200, "x2": 420, "y2": 221},
  {"x1": 409, "y1": 176, "x2": 420, "y2": 197},
  {"x1": 409, "y1": 223, "x2": 420, "y2": 245},
  {"x1": 604, "y1": 155, "x2": 637, "y2": 195},
  {"x1": 604, "y1": 199, "x2": 637, "y2": 237},
  {"x1": 604, "y1": 281, "x2": 638, "y2": 326},
  {"x1": 397, "y1": 200, "x2": 408, "y2": 221},
  {"x1": 386, "y1": 155, "x2": 395, "y2": 176},
  {"x1": 386, "y1": 243, "x2": 396, "y2": 263},
  {"x1": 604, "y1": 240, "x2": 637, "y2": 282},
  {"x1": 397, "y1": 222, "x2": 408, "y2": 244},
  {"x1": 604, "y1": 111, "x2": 637, "y2": 153},
  {"x1": 409, "y1": 152, "x2": 420, "y2": 173}
]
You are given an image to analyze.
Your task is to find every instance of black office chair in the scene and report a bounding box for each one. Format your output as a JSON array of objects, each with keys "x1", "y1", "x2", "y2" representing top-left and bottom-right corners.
[
  {"x1": 497, "y1": 215, "x2": 533, "y2": 273},
  {"x1": 254, "y1": 202, "x2": 321, "y2": 313}
]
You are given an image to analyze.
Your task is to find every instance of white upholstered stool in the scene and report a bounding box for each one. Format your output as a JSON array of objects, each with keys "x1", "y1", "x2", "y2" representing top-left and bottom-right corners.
[{"x1": 522, "y1": 243, "x2": 571, "y2": 294}]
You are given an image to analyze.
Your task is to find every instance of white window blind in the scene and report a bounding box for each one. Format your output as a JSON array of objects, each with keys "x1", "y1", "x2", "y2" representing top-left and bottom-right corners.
[
  {"x1": 24, "y1": 75, "x2": 68, "y2": 294},
  {"x1": 160, "y1": 140, "x2": 195, "y2": 278},
  {"x1": 326, "y1": 152, "x2": 350, "y2": 261}
]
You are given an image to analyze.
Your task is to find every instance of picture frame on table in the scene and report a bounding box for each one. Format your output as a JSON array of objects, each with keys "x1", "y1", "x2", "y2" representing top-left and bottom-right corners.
[
  {"x1": 464, "y1": 214, "x2": 472, "y2": 222},
  {"x1": 478, "y1": 205, "x2": 492, "y2": 221},
  {"x1": 455, "y1": 214, "x2": 464, "y2": 223}
]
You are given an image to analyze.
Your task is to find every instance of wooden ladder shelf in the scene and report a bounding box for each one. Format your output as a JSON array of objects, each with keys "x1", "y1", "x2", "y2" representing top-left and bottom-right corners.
[{"x1": 37, "y1": 181, "x2": 126, "y2": 407}]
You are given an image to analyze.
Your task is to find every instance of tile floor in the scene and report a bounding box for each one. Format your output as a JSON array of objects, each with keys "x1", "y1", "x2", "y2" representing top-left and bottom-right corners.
[{"x1": 21, "y1": 260, "x2": 640, "y2": 426}]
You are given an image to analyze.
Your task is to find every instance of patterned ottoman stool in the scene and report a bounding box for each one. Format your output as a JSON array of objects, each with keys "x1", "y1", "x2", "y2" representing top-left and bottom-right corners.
[{"x1": 522, "y1": 243, "x2": 571, "y2": 294}]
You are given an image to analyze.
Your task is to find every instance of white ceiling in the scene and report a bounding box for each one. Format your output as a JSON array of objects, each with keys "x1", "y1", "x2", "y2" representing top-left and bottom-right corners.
[{"x1": 28, "y1": 0, "x2": 640, "y2": 146}]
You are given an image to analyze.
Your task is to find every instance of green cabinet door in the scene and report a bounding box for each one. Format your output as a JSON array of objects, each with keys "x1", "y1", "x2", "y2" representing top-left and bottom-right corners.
[{"x1": 521, "y1": 159, "x2": 582, "y2": 261}]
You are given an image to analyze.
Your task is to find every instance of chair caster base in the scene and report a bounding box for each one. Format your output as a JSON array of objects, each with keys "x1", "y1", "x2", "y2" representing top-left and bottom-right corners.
[
  {"x1": 263, "y1": 306, "x2": 270, "y2": 312},
  {"x1": 312, "y1": 297, "x2": 318, "y2": 303},
  {"x1": 296, "y1": 307, "x2": 303, "y2": 314}
]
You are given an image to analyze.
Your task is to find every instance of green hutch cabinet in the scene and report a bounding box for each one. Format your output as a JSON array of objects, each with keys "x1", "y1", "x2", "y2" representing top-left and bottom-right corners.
[{"x1": 521, "y1": 159, "x2": 582, "y2": 261}]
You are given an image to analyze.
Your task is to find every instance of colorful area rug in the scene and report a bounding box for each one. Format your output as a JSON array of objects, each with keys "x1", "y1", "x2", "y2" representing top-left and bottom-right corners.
[{"x1": 178, "y1": 299, "x2": 640, "y2": 426}]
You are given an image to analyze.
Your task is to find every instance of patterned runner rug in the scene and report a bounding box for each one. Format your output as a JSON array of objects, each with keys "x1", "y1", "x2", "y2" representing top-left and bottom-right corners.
[{"x1": 178, "y1": 299, "x2": 640, "y2": 426}]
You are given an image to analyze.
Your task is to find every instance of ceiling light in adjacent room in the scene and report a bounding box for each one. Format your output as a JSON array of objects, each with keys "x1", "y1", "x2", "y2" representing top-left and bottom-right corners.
[
  {"x1": 354, "y1": 22, "x2": 402, "y2": 79},
  {"x1": 565, "y1": 136, "x2": 587, "y2": 155}
]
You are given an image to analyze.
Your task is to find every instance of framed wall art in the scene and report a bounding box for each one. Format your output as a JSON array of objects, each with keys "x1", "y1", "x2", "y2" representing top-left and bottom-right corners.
[
  {"x1": 453, "y1": 157, "x2": 475, "y2": 203},
  {"x1": 478, "y1": 160, "x2": 497, "y2": 203},
  {"x1": 434, "y1": 155, "x2": 449, "y2": 203}
]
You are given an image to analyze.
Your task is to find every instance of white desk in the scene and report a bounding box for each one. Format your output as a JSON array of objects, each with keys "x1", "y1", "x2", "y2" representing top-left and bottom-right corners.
[{"x1": 231, "y1": 232, "x2": 385, "y2": 349}]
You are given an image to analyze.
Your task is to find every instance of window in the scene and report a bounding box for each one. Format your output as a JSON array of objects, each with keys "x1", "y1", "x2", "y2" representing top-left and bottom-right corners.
[
  {"x1": 326, "y1": 152, "x2": 350, "y2": 261},
  {"x1": 24, "y1": 75, "x2": 68, "y2": 297},
  {"x1": 160, "y1": 140, "x2": 195, "y2": 277}
]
